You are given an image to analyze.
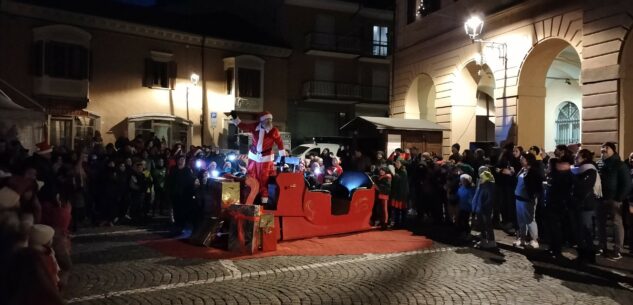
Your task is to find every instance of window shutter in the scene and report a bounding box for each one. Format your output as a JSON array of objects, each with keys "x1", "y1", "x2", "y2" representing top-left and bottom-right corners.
[
  {"x1": 30, "y1": 41, "x2": 43, "y2": 76},
  {"x1": 142, "y1": 58, "x2": 153, "y2": 87}
]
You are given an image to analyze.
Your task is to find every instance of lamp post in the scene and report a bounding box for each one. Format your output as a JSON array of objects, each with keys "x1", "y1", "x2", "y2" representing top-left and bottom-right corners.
[
  {"x1": 186, "y1": 73, "x2": 199, "y2": 121},
  {"x1": 464, "y1": 16, "x2": 506, "y2": 63},
  {"x1": 465, "y1": 16, "x2": 508, "y2": 143}
]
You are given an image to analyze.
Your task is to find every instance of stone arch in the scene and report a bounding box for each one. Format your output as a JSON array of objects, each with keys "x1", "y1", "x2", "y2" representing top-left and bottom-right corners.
[
  {"x1": 517, "y1": 38, "x2": 581, "y2": 149},
  {"x1": 404, "y1": 73, "x2": 436, "y2": 121},
  {"x1": 449, "y1": 60, "x2": 496, "y2": 150}
]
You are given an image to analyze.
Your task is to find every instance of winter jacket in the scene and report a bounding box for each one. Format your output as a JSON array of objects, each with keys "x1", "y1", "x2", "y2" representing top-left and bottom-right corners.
[
  {"x1": 572, "y1": 162, "x2": 600, "y2": 211},
  {"x1": 600, "y1": 154, "x2": 632, "y2": 202},
  {"x1": 457, "y1": 185, "x2": 475, "y2": 212},
  {"x1": 546, "y1": 169, "x2": 573, "y2": 210},
  {"x1": 472, "y1": 181, "x2": 495, "y2": 214},
  {"x1": 515, "y1": 167, "x2": 543, "y2": 202},
  {"x1": 390, "y1": 167, "x2": 409, "y2": 202}
]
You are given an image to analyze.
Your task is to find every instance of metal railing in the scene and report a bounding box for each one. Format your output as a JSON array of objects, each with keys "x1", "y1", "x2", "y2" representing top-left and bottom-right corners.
[
  {"x1": 305, "y1": 32, "x2": 361, "y2": 54},
  {"x1": 302, "y1": 80, "x2": 388, "y2": 103}
]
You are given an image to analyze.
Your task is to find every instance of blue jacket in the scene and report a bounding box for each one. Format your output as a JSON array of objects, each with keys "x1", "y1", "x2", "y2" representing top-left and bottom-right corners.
[
  {"x1": 457, "y1": 185, "x2": 475, "y2": 212},
  {"x1": 472, "y1": 182, "x2": 495, "y2": 214}
]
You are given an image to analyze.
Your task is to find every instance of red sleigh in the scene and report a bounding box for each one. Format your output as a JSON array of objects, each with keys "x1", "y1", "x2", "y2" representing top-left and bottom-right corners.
[{"x1": 261, "y1": 171, "x2": 376, "y2": 241}]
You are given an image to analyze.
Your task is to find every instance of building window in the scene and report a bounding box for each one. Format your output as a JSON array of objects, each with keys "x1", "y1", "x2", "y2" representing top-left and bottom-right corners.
[
  {"x1": 32, "y1": 25, "x2": 91, "y2": 99},
  {"x1": 50, "y1": 117, "x2": 72, "y2": 148},
  {"x1": 372, "y1": 26, "x2": 389, "y2": 56},
  {"x1": 238, "y1": 68, "x2": 261, "y2": 98},
  {"x1": 130, "y1": 117, "x2": 190, "y2": 147},
  {"x1": 34, "y1": 41, "x2": 89, "y2": 79},
  {"x1": 555, "y1": 102, "x2": 580, "y2": 145},
  {"x1": 223, "y1": 55, "x2": 265, "y2": 112},
  {"x1": 418, "y1": 0, "x2": 441, "y2": 17},
  {"x1": 143, "y1": 59, "x2": 176, "y2": 89},
  {"x1": 50, "y1": 115, "x2": 97, "y2": 150},
  {"x1": 74, "y1": 116, "x2": 95, "y2": 149}
]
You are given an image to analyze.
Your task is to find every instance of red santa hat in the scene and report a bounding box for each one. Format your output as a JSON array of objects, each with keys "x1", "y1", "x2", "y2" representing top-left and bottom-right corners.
[
  {"x1": 258, "y1": 111, "x2": 273, "y2": 122},
  {"x1": 35, "y1": 141, "x2": 53, "y2": 155}
]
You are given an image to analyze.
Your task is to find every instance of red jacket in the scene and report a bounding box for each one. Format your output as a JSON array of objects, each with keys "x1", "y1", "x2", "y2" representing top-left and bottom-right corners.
[{"x1": 237, "y1": 121, "x2": 284, "y2": 162}]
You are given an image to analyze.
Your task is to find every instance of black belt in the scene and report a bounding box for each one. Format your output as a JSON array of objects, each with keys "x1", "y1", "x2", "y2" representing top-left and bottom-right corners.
[{"x1": 250, "y1": 148, "x2": 272, "y2": 155}]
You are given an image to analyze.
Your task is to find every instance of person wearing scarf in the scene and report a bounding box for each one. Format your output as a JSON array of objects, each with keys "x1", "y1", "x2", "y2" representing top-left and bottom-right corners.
[{"x1": 571, "y1": 149, "x2": 601, "y2": 263}]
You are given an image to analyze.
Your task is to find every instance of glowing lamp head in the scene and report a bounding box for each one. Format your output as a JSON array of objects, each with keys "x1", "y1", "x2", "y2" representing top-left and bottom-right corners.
[
  {"x1": 211, "y1": 170, "x2": 220, "y2": 178},
  {"x1": 190, "y1": 73, "x2": 200, "y2": 86},
  {"x1": 465, "y1": 16, "x2": 484, "y2": 40}
]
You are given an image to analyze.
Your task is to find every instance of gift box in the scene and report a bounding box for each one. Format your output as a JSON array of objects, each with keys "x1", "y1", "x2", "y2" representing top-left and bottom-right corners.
[
  {"x1": 210, "y1": 179, "x2": 241, "y2": 212},
  {"x1": 227, "y1": 204, "x2": 261, "y2": 254},
  {"x1": 189, "y1": 217, "x2": 224, "y2": 247},
  {"x1": 259, "y1": 213, "x2": 276, "y2": 252}
]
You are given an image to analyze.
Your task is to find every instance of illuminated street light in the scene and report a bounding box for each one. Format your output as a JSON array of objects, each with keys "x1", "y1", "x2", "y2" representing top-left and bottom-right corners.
[
  {"x1": 190, "y1": 73, "x2": 200, "y2": 86},
  {"x1": 464, "y1": 16, "x2": 484, "y2": 41}
]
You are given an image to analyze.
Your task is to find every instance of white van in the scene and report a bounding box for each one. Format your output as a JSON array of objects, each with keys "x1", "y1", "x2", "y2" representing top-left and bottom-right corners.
[{"x1": 290, "y1": 143, "x2": 341, "y2": 160}]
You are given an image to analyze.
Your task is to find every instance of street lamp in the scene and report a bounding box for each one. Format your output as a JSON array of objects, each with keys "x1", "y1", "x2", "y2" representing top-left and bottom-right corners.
[
  {"x1": 464, "y1": 16, "x2": 506, "y2": 64},
  {"x1": 186, "y1": 73, "x2": 199, "y2": 121},
  {"x1": 464, "y1": 16, "x2": 484, "y2": 41}
]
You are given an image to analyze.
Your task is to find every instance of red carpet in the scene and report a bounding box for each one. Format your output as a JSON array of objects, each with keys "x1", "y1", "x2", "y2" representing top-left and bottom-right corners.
[{"x1": 140, "y1": 230, "x2": 433, "y2": 260}]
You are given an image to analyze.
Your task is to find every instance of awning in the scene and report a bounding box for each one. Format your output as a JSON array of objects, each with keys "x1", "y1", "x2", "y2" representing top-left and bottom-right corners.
[
  {"x1": 340, "y1": 116, "x2": 449, "y2": 132},
  {"x1": 0, "y1": 89, "x2": 25, "y2": 110},
  {"x1": 127, "y1": 113, "x2": 193, "y2": 125}
]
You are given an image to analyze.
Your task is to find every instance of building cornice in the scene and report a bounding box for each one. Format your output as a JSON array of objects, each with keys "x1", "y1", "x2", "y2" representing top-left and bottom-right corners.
[
  {"x1": 285, "y1": 0, "x2": 392, "y2": 21},
  {"x1": 1, "y1": 0, "x2": 292, "y2": 58}
]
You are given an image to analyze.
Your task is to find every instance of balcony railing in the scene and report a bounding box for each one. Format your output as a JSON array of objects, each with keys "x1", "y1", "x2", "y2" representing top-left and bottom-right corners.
[
  {"x1": 305, "y1": 32, "x2": 361, "y2": 54},
  {"x1": 302, "y1": 80, "x2": 388, "y2": 103}
]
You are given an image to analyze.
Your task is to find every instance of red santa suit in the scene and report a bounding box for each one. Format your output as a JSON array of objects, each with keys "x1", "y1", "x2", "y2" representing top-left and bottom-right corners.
[{"x1": 233, "y1": 111, "x2": 285, "y2": 203}]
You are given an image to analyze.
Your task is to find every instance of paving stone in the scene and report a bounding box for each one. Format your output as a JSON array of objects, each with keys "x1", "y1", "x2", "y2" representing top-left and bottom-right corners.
[{"x1": 65, "y1": 225, "x2": 633, "y2": 305}]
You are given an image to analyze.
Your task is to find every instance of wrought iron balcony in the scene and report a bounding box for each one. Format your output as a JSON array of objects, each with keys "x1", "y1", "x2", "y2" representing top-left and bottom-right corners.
[
  {"x1": 305, "y1": 32, "x2": 361, "y2": 57},
  {"x1": 302, "y1": 80, "x2": 388, "y2": 104}
]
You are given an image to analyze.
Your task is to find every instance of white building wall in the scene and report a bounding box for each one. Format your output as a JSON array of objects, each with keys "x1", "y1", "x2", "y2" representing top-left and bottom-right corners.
[{"x1": 544, "y1": 79, "x2": 582, "y2": 152}]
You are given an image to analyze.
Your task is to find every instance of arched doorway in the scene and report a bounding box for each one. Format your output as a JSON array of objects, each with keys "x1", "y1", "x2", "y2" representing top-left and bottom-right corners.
[
  {"x1": 404, "y1": 74, "x2": 436, "y2": 121},
  {"x1": 620, "y1": 30, "x2": 633, "y2": 155},
  {"x1": 517, "y1": 39, "x2": 581, "y2": 151},
  {"x1": 451, "y1": 61, "x2": 496, "y2": 150}
]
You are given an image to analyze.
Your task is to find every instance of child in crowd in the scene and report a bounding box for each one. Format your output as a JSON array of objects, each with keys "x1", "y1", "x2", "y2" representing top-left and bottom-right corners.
[
  {"x1": 456, "y1": 174, "x2": 475, "y2": 240},
  {"x1": 375, "y1": 166, "x2": 392, "y2": 230},
  {"x1": 473, "y1": 168, "x2": 497, "y2": 248}
]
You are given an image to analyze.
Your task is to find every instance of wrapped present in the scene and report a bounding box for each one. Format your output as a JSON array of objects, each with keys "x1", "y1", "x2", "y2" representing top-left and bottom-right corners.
[
  {"x1": 259, "y1": 213, "x2": 276, "y2": 252},
  {"x1": 210, "y1": 179, "x2": 241, "y2": 212},
  {"x1": 221, "y1": 181, "x2": 241, "y2": 209},
  {"x1": 228, "y1": 204, "x2": 261, "y2": 254},
  {"x1": 189, "y1": 217, "x2": 223, "y2": 247}
]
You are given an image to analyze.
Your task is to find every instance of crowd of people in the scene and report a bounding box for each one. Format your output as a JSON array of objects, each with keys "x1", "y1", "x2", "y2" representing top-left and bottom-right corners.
[
  {"x1": 323, "y1": 142, "x2": 631, "y2": 263},
  {"x1": 1, "y1": 129, "x2": 633, "y2": 304},
  {"x1": 0, "y1": 133, "x2": 251, "y2": 305}
]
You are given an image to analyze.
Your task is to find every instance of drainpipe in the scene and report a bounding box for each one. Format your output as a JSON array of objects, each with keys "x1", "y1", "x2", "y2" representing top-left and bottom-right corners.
[{"x1": 201, "y1": 35, "x2": 207, "y2": 146}]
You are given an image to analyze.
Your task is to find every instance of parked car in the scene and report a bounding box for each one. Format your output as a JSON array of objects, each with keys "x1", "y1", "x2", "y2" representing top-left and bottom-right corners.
[{"x1": 290, "y1": 143, "x2": 341, "y2": 160}]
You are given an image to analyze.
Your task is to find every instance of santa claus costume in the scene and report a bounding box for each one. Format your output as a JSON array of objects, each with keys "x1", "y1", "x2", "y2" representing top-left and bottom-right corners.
[{"x1": 232, "y1": 111, "x2": 285, "y2": 204}]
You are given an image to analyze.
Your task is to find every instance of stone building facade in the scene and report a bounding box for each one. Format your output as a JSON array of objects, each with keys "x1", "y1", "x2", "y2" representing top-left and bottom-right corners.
[{"x1": 392, "y1": 0, "x2": 633, "y2": 156}]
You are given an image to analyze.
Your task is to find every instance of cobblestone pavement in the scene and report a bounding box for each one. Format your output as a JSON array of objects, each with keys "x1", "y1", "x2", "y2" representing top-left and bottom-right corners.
[{"x1": 65, "y1": 225, "x2": 633, "y2": 305}]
